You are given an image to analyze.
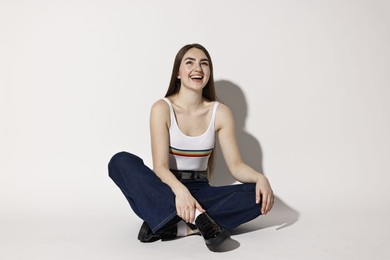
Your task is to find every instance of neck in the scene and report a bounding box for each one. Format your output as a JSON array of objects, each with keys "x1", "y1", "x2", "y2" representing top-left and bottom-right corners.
[{"x1": 174, "y1": 88, "x2": 204, "y2": 111}]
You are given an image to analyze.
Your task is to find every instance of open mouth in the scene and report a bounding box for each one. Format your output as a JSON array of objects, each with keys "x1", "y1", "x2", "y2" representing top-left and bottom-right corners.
[{"x1": 190, "y1": 75, "x2": 204, "y2": 80}]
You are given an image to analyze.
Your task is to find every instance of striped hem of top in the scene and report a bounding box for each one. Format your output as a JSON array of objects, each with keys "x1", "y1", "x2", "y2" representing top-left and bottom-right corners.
[{"x1": 169, "y1": 146, "x2": 213, "y2": 157}]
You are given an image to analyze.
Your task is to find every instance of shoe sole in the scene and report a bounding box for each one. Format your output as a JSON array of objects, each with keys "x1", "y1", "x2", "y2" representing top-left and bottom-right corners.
[
  {"x1": 137, "y1": 221, "x2": 160, "y2": 243},
  {"x1": 206, "y1": 230, "x2": 230, "y2": 252}
]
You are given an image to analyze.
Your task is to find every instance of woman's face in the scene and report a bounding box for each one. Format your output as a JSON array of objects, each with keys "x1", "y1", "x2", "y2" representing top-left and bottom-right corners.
[{"x1": 177, "y1": 48, "x2": 211, "y2": 91}]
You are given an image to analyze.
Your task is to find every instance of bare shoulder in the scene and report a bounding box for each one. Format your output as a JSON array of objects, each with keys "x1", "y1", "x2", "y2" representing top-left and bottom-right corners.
[
  {"x1": 216, "y1": 102, "x2": 232, "y2": 114},
  {"x1": 215, "y1": 102, "x2": 234, "y2": 131},
  {"x1": 151, "y1": 99, "x2": 170, "y2": 115},
  {"x1": 150, "y1": 99, "x2": 170, "y2": 127}
]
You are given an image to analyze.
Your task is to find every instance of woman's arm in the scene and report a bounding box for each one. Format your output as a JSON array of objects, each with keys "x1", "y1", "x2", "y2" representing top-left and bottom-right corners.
[
  {"x1": 150, "y1": 100, "x2": 204, "y2": 222},
  {"x1": 149, "y1": 100, "x2": 181, "y2": 190},
  {"x1": 216, "y1": 103, "x2": 274, "y2": 214}
]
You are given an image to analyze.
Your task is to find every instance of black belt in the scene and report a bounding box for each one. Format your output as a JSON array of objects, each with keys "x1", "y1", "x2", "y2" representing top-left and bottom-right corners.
[{"x1": 171, "y1": 169, "x2": 208, "y2": 180}]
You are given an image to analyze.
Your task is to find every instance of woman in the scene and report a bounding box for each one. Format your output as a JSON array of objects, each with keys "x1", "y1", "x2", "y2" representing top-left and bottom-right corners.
[{"x1": 108, "y1": 43, "x2": 274, "y2": 252}]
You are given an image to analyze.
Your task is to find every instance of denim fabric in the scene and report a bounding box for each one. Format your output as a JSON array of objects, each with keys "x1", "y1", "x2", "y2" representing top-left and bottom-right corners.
[{"x1": 108, "y1": 151, "x2": 262, "y2": 233}]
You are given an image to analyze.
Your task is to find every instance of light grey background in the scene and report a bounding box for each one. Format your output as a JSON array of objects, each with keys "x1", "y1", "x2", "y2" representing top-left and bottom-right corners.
[{"x1": 1, "y1": 0, "x2": 389, "y2": 259}]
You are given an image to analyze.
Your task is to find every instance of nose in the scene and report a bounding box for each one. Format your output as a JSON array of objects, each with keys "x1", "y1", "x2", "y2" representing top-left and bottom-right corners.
[{"x1": 194, "y1": 62, "x2": 203, "y2": 72}]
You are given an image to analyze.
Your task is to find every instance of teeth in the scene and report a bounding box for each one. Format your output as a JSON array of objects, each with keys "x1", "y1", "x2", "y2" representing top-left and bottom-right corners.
[{"x1": 191, "y1": 75, "x2": 203, "y2": 79}]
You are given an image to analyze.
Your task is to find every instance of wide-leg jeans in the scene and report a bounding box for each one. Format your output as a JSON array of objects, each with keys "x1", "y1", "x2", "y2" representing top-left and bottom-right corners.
[{"x1": 108, "y1": 151, "x2": 262, "y2": 233}]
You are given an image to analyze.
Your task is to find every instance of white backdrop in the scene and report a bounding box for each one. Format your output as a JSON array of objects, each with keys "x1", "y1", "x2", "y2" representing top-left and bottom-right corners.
[{"x1": 1, "y1": 0, "x2": 390, "y2": 248}]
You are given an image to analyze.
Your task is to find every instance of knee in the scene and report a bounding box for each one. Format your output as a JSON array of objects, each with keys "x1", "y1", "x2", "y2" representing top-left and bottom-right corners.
[
  {"x1": 242, "y1": 183, "x2": 256, "y2": 193},
  {"x1": 242, "y1": 183, "x2": 262, "y2": 213},
  {"x1": 108, "y1": 151, "x2": 143, "y2": 177}
]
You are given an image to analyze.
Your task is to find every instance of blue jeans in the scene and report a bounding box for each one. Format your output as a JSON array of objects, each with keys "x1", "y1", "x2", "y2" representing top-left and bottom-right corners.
[{"x1": 108, "y1": 151, "x2": 262, "y2": 233}]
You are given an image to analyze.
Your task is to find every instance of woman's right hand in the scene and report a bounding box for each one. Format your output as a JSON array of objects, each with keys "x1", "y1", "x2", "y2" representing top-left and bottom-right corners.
[{"x1": 173, "y1": 186, "x2": 205, "y2": 223}]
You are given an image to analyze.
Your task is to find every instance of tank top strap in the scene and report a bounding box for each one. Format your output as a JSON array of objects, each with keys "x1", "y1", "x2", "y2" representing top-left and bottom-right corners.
[
  {"x1": 162, "y1": 98, "x2": 176, "y2": 128},
  {"x1": 210, "y1": 101, "x2": 219, "y2": 129},
  {"x1": 162, "y1": 97, "x2": 173, "y2": 110}
]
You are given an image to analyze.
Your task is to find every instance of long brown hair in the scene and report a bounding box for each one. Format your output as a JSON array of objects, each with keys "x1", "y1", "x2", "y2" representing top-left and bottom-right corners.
[
  {"x1": 165, "y1": 43, "x2": 216, "y2": 101},
  {"x1": 165, "y1": 44, "x2": 217, "y2": 175}
]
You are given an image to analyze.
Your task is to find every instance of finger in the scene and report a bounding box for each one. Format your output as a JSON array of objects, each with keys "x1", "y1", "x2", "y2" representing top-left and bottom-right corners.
[
  {"x1": 261, "y1": 198, "x2": 266, "y2": 215},
  {"x1": 256, "y1": 189, "x2": 261, "y2": 204},
  {"x1": 269, "y1": 191, "x2": 275, "y2": 211},
  {"x1": 178, "y1": 206, "x2": 186, "y2": 221},
  {"x1": 264, "y1": 192, "x2": 274, "y2": 214},
  {"x1": 265, "y1": 195, "x2": 272, "y2": 214},
  {"x1": 261, "y1": 192, "x2": 271, "y2": 215},
  {"x1": 260, "y1": 192, "x2": 267, "y2": 214},
  {"x1": 189, "y1": 208, "x2": 195, "y2": 223},
  {"x1": 184, "y1": 208, "x2": 190, "y2": 223}
]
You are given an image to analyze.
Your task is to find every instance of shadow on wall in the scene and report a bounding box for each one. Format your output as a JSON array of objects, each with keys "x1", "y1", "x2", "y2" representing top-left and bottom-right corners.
[{"x1": 211, "y1": 80, "x2": 300, "y2": 232}]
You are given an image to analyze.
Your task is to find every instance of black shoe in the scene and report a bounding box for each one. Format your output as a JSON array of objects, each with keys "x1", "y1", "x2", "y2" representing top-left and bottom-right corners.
[
  {"x1": 195, "y1": 213, "x2": 230, "y2": 251},
  {"x1": 187, "y1": 223, "x2": 201, "y2": 236},
  {"x1": 137, "y1": 221, "x2": 177, "y2": 243}
]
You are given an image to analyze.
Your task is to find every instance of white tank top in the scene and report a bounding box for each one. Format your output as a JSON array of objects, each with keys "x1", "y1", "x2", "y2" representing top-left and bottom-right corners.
[{"x1": 163, "y1": 98, "x2": 219, "y2": 171}]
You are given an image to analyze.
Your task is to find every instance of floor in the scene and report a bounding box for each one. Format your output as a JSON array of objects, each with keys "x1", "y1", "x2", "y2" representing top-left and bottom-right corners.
[{"x1": 1, "y1": 199, "x2": 389, "y2": 260}]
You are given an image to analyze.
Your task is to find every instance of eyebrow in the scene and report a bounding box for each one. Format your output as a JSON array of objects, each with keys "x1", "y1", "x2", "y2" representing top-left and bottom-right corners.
[{"x1": 184, "y1": 57, "x2": 209, "y2": 62}]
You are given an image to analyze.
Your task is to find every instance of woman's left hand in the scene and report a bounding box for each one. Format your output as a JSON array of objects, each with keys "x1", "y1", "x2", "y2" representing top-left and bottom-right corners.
[{"x1": 255, "y1": 174, "x2": 274, "y2": 215}]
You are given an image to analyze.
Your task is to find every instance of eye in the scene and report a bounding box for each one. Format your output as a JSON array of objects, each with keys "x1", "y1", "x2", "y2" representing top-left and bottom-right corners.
[
  {"x1": 186, "y1": 61, "x2": 193, "y2": 65},
  {"x1": 201, "y1": 62, "x2": 209, "y2": 66}
]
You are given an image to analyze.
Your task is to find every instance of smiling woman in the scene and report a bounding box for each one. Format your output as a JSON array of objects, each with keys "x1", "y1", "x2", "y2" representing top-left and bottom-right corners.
[
  {"x1": 178, "y1": 49, "x2": 210, "y2": 90},
  {"x1": 165, "y1": 44, "x2": 216, "y2": 101},
  {"x1": 108, "y1": 43, "x2": 274, "y2": 252}
]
